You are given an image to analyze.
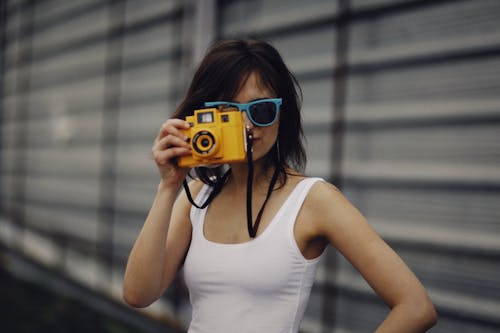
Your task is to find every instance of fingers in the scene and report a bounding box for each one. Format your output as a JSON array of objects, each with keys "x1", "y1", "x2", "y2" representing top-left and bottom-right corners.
[
  {"x1": 154, "y1": 133, "x2": 190, "y2": 152},
  {"x1": 156, "y1": 119, "x2": 190, "y2": 142},
  {"x1": 153, "y1": 146, "x2": 191, "y2": 166},
  {"x1": 152, "y1": 119, "x2": 192, "y2": 166}
]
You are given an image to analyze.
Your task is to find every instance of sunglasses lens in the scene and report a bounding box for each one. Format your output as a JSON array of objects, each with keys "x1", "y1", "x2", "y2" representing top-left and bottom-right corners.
[{"x1": 249, "y1": 102, "x2": 277, "y2": 125}]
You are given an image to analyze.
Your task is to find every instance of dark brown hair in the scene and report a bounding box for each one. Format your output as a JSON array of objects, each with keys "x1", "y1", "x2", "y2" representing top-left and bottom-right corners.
[{"x1": 173, "y1": 38, "x2": 306, "y2": 186}]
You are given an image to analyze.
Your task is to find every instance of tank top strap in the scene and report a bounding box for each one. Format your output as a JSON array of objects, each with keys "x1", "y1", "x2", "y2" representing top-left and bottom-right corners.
[
  {"x1": 189, "y1": 183, "x2": 212, "y2": 232},
  {"x1": 280, "y1": 177, "x2": 324, "y2": 234}
]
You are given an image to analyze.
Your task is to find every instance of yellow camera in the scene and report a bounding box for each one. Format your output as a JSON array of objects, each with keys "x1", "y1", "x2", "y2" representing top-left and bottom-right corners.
[{"x1": 178, "y1": 108, "x2": 247, "y2": 168}]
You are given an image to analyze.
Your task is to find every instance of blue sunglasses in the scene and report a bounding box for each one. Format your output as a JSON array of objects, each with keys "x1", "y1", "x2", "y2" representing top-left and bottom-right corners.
[{"x1": 204, "y1": 98, "x2": 282, "y2": 127}]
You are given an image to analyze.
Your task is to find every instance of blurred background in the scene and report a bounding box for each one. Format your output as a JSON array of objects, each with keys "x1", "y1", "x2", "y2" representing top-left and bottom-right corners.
[{"x1": 1, "y1": 0, "x2": 499, "y2": 332}]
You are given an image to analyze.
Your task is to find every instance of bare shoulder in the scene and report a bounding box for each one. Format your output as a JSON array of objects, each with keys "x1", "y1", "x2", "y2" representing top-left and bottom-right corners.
[
  {"x1": 301, "y1": 179, "x2": 368, "y2": 238},
  {"x1": 303, "y1": 179, "x2": 343, "y2": 211},
  {"x1": 176, "y1": 179, "x2": 205, "y2": 205},
  {"x1": 188, "y1": 178, "x2": 206, "y2": 193},
  {"x1": 167, "y1": 179, "x2": 205, "y2": 249},
  {"x1": 172, "y1": 178, "x2": 206, "y2": 221}
]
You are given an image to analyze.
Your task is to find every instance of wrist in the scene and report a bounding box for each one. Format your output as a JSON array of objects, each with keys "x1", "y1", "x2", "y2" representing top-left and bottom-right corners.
[{"x1": 157, "y1": 179, "x2": 182, "y2": 194}]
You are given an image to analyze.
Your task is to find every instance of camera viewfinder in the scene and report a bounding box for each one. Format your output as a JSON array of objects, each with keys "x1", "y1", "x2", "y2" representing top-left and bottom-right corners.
[{"x1": 197, "y1": 111, "x2": 214, "y2": 123}]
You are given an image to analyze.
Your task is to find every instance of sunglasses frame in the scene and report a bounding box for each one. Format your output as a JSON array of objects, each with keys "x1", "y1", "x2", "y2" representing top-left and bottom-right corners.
[{"x1": 204, "y1": 98, "x2": 282, "y2": 127}]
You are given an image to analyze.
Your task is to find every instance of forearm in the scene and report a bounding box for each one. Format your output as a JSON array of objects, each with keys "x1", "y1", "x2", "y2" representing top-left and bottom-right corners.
[
  {"x1": 375, "y1": 301, "x2": 437, "y2": 333},
  {"x1": 123, "y1": 182, "x2": 179, "y2": 306}
]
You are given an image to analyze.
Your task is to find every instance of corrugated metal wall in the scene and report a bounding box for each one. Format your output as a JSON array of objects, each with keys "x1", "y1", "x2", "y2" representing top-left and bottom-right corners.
[
  {"x1": 0, "y1": 0, "x2": 192, "y2": 323},
  {"x1": 1, "y1": 0, "x2": 499, "y2": 332}
]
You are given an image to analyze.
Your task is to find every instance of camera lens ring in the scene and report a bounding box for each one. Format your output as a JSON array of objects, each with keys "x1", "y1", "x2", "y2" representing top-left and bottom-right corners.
[{"x1": 192, "y1": 130, "x2": 216, "y2": 155}]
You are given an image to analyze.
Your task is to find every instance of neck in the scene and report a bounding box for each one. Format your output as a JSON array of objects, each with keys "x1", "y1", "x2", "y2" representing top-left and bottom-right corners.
[{"x1": 228, "y1": 161, "x2": 277, "y2": 194}]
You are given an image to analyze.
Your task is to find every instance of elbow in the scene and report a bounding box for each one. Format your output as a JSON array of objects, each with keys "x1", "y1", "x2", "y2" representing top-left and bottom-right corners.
[
  {"x1": 123, "y1": 294, "x2": 145, "y2": 309},
  {"x1": 393, "y1": 294, "x2": 437, "y2": 331},
  {"x1": 122, "y1": 284, "x2": 155, "y2": 308},
  {"x1": 414, "y1": 295, "x2": 438, "y2": 330},
  {"x1": 122, "y1": 268, "x2": 167, "y2": 308},
  {"x1": 424, "y1": 302, "x2": 438, "y2": 329},
  {"x1": 123, "y1": 290, "x2": 146, "y2": 308}
]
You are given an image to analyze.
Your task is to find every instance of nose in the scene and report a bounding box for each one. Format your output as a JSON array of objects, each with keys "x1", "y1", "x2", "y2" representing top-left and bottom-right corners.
[{"x1": 241, "y1": 111, "x2": 253, "y2": 129}]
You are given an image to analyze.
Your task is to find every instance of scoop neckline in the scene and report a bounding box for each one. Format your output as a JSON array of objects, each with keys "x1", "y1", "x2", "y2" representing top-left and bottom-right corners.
[{"x1": 200, "y1": 177, "x2": 308, "y2": 246}]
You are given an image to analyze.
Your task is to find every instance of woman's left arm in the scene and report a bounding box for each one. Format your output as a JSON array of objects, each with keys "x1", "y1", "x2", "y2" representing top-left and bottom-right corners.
[{"x1": 308, "y1": 182, "x2": 437, "y2": 332}]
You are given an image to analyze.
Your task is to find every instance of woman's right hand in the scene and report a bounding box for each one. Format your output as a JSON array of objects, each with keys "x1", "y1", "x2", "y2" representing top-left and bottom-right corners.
[{"x1": 152, "y1": 118, "x2": 192, "y2": 189}]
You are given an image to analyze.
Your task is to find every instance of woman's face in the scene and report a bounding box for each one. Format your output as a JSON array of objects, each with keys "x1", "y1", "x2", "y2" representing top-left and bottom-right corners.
[{"x1": 232, "y1": 72, "x2": 279, "y2": 162}]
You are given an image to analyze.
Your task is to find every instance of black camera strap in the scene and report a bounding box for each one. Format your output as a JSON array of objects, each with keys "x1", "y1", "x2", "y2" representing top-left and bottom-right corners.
[
  {"x1": 182, "y1": 128, "x2": 279, "y2": 238},
  {"x1": 182, "y1": 170, "x2": 230, "y2": 210},
  {"x1": 245, "y1": 129, "x2": 280, "y2": 238}
]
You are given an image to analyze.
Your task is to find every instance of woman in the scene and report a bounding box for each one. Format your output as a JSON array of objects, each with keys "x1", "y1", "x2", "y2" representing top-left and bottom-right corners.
[{"x1": 123, "y1": 39, "x2": 437, "y2": 332}]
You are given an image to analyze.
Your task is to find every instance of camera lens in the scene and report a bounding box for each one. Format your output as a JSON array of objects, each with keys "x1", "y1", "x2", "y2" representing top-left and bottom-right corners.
[{"x1": 192, "y1": 130, "x2": 216, "y2": 156}]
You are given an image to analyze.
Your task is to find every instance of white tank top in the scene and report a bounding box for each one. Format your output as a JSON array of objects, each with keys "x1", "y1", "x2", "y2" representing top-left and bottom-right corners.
[{"x1": 183, "y1": 177, "x2": 324, "y2": 333}]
